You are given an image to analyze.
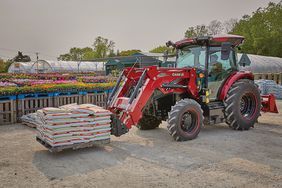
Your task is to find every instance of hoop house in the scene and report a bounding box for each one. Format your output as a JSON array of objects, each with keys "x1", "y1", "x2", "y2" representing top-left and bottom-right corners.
[
  {"x1": 8, "y1": 60, "x2": 105, "y2": 73},
  {"x1": 239, "y1": 54, "x2": 282, "y2": 73},
  {"x1": 8, "y1": 62, "x2": 35, "y2": 73}
]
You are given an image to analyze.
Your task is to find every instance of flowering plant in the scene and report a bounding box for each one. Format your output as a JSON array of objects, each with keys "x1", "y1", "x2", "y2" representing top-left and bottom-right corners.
[
  {"x1": 0, "y1": 81, "x2": 17, "y2": 87},
  {"x1": 0, "y1": 73, "x2": 116, "y2": 95},
  {"x1": 0, "y1": 82, "x2": 116, "y2": 95},
  {"x1": 79, "y1": 76, "x2": 117, "y2": 83}
]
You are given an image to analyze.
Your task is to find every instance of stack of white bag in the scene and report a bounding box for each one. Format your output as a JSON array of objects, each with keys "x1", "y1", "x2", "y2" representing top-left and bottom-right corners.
[
  {"x1": 255, "y1": 79, "x2": 282, "y2": 99},
  {"x1": 21, "y1": 113, "x2": 42, "y2": 128},
  {"x1": 36, "y1": 104, "x2": 112, "y2": 147}
]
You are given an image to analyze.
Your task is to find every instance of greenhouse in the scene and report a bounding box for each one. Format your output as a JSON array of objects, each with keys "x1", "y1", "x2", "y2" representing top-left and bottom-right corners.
[
  {"x1": 7, "y1": 54, "x2": 282, "y2": 74},
  {"x1": 7, "y1": 61, "x2": 35, "y2": 73},
  {"x1": 8, "y1": 60, "x2": 105, "y2": 73},
  {"x1": 239, "y1": 54, "x2": 282, "y2": 73}
]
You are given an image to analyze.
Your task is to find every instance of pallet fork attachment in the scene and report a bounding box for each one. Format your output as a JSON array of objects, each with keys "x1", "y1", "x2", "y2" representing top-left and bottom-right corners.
[{"x1": 261, "y1": 94, "x2": 278, "y2": 113}]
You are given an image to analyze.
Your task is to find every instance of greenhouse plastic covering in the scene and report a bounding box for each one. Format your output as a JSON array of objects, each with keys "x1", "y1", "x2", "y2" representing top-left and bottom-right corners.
[
  {"x1": 238, "y1": 54, "x2": 282, "y2": 73},
  {"x1": 255, "y1": 79, "x2": 282, "y2": 99},
  {"x1": 8, "y1": 60, "x2": 105, "y2": 73},
  {"x1": 8, "y1": 61, "x2": 35, "y2": 73}
]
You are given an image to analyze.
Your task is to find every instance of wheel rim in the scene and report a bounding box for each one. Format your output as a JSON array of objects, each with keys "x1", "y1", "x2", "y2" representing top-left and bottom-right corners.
[
  {"x1": 240, "y1": 93, "x2": 257, "y2": 119},
  {"x1": 180, "y1": 110, "x2": 198, "y2": 134}
]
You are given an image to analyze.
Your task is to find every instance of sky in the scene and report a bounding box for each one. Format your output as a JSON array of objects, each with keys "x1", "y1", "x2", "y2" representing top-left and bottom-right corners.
[{"x1": 0, "y1": 0, "x2": 280, "y2": 60}]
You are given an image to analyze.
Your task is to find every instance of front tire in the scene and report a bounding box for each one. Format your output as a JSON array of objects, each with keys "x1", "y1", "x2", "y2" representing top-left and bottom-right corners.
[
  {"x1": 137, "y1": 115, "x2": 161, "y2": 130},
  {"x1": 167, "y1": 99, "x2": 203, "y2": 141},
  {"x1": 224, "y1": 79, "x2": 261, "y2": 130}
]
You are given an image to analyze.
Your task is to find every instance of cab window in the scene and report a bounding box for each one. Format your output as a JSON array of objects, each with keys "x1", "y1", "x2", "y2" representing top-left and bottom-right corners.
[
  {"x1": 176, "y1": 45, "x2": 206, "y2": 69},
  {"x1": 208, "y1": 47, "x2": 237, "y2": 81}
]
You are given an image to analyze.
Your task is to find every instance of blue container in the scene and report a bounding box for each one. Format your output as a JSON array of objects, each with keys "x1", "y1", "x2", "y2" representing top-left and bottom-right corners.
[
  {"x1": 53, "y1": 91, "x2": 80, "y2": 96},
  {"x1": 106, "y1": 88, "x2": 113, "y2": 93},
  {"x1": 0, "y1": 95, "x2": 17, "y2": 101},
  {"x1": 37, "y1": 93, "x2": 54, "y2": 98},
  {"x1": 78, "y1": 91, "x2": 88, "y2": 95},
  {"x1": 53, "y1": 92, "x2": 70, "y2": 96},
  {"x1": 18, "y1": 93, "x2": 38, "y2": 99},
  {"x1": 17, "y1": 92, "x2": 54, "y2": 99},
  {"x1": 87, "y1": 89, "x2": 105, "y2": 94}
]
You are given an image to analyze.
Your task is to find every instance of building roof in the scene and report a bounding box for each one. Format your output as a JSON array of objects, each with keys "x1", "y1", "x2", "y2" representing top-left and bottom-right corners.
[{"x1": 134, "y1": 52, "x2": 176, "y2": 62}]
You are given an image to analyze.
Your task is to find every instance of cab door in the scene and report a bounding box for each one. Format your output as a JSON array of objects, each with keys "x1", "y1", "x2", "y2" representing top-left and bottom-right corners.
[{"x1": 208, "y1": 47, "x2": 236, "y2": 101}]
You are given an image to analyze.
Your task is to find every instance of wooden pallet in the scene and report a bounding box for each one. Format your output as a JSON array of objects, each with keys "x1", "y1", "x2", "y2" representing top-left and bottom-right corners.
[
  {"x1": 0, "y1": 100, "x2": 17, "y2": 124},
  {"x1": 36, "y1": 136, "x2": 110, "y2": 153},
  {"x1": 0, "y1": 91, "x2": 110, "y2": 125}
]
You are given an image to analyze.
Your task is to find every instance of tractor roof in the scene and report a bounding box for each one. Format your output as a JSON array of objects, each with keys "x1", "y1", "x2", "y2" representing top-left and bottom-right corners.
[{"x1": 175, "y1": 34, "x2": 244, "y2": 48}]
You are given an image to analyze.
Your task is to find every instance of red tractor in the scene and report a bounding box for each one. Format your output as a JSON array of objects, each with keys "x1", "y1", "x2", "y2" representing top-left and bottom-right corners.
[{"x1": 107, "y1": 34, "x2": 278, "y2": 141}]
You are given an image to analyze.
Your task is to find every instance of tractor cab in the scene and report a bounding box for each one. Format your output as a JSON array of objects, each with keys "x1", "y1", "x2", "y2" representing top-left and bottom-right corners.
[{"x1": 169, "y1": 35, "x2": 246, "y2": 100}]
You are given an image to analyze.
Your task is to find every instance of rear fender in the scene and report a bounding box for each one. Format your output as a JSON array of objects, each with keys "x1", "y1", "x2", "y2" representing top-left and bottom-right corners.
[{"x1": 218, "y1": 71, "x2": 254, "y2": 100}]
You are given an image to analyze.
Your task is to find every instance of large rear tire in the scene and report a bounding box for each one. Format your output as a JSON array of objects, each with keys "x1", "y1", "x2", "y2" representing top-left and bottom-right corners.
[
  {"x1": 137, "y1": 115, "x2": 161, "y2": 130},
  {"x1": 224, "y1": 79, "x2": 261, "y2": 130},
  {"x1": 167, "y1": 99, "x2": 203, "y2": 141}
]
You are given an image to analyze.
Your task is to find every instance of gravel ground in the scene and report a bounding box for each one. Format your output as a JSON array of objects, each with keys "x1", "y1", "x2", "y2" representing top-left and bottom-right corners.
[{"x1": 0, "y1": 101, "x2": 282, "y2": 188}]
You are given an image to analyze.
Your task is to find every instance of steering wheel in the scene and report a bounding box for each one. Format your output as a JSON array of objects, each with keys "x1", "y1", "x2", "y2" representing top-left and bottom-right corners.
[{"x1": 214, "y1": 68, "x2": 233, "y2": 81}]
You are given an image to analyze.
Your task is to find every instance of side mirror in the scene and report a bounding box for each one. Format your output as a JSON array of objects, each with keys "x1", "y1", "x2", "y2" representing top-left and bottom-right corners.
[
  {"x1": 221, "y1": 42, "x2": 231, "y2": 60},
  {"x1": 166, "y1": 41, "x2": 175, "y2": 48},
  {"x1": 238, "y1": 53, "x2": 251, "y2": 67}
]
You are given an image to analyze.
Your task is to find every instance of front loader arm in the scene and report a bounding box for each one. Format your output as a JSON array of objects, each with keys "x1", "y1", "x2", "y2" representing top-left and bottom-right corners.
[{"x1": 107, "y1": 66, "x2": 198, "y2": 136}]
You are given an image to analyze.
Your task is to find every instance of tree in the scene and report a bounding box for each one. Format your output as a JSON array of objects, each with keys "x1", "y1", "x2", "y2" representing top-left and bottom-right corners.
[
  {"x1": 232, "y1": 1, "x2": 282, "y2": 57},
  {"x1": 185, "y1": 20, "x2": 225, "y2": 37},
  {"x1": 58, "y1": 36, "x2": 115, "y2": 60},
  {"x1": 183, "y1": 2, "x2": 282, "y2": 57},
  {"x1": 0, "y1": 59, "x2": 12, "y2": 73},
  {"x1": 207, "y1": 20, "x2": 223, "y2": 35},
  {"x1": 149, "y1": 46, "x2": 174, "y2": 54},
  {"x1": 92, "y1": 36, "x2": 115, "y2": 58},
  {"x1": 223, "y1": 18, "x2": 238, "y2": 33},
  {"x1": 108, "y1": 49, "x2": 116, "y2": 57},
  {"x1": 58, "y1": 53, "x2": 72, "y2": 61},
  {"x1": 13, "y1": 51, "x2": 31, "y2": 62},
  {"x1": 82, "y1": 48, "x2": 97, "y2": 60},
  {"x1": 185, "y1": 25, "x2": 208, "y2": 38},
  {"x1": 116, "y1": 49, "x2": 120, "y2": 56},
  {"x1": 58, "y1": 47, "x2": 96, "y2": 61},
  {"x1": 119, "y1": 49, "x2": 141, "y2": 56},
  {"x1": 0, "y1": 58, "x2": 5, "y2": 72},
  {"x1": 184, "y1": 19, "x2": 237, "y2": 37}
]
